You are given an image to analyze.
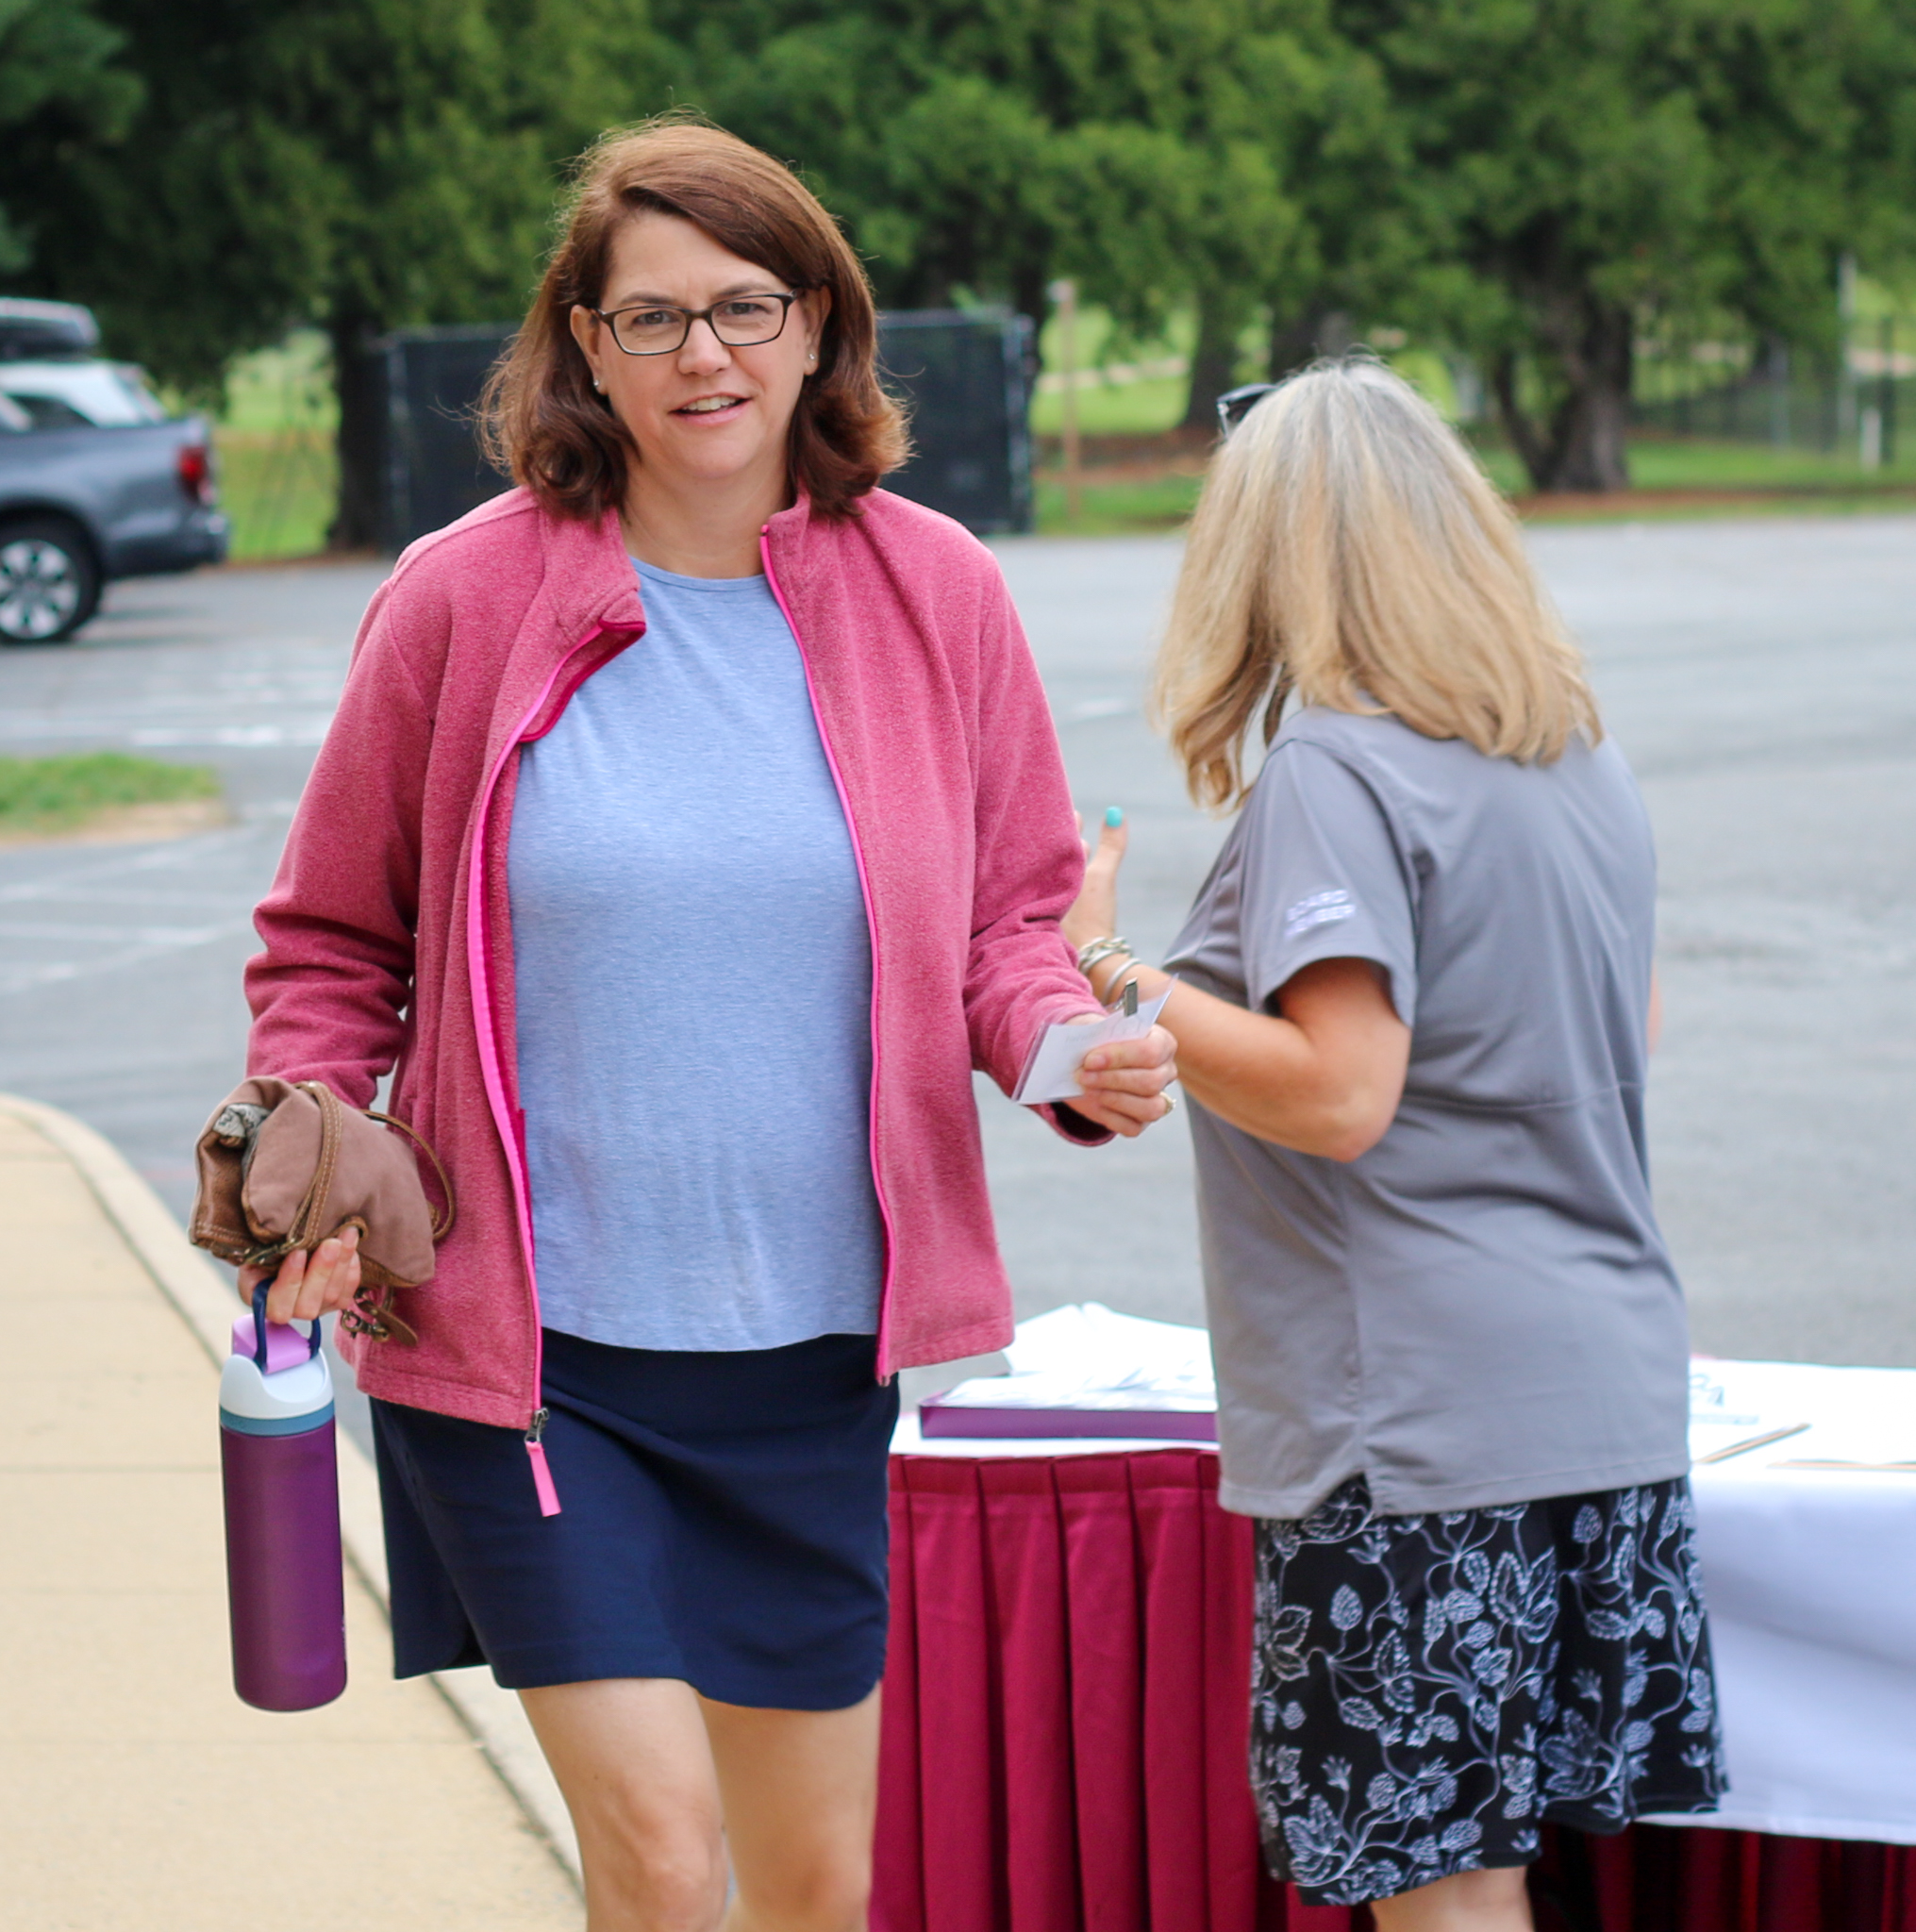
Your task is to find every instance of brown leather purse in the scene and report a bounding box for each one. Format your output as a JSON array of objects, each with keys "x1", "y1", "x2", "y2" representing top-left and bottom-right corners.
[{"x1": 189, "y1": 1076, "x2": 454, "y2": 1345}]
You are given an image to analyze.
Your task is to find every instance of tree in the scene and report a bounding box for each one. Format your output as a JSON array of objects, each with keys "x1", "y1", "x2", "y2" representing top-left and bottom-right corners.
[
  {"x1": 0, "y1": 0, "x2": 141, "y2": 275},
  {"x1": 660, "y1": 0, "x2": 1318, "y2": 422},
  {"x1": 7, "y1": 0, "x2": 657, "y2": 543},
  {"x1": 1333, "y1": 0, "x2": 1916, "y2": 491}
]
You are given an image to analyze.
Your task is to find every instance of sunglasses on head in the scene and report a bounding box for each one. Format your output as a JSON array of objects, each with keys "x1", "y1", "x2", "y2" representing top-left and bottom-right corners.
[{"x1": 1215, "y1": 383, "x2": 1278, "y2": 439}]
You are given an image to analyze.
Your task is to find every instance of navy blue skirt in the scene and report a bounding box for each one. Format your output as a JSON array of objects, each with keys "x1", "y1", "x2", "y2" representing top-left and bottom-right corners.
[{"x1": 371, "y1": 1329, "x2": 899, "y2": 1710}]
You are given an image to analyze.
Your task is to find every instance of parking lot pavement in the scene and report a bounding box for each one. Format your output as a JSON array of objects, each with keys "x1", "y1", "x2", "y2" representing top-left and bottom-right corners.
[
  {"x1": 0, "y1": 561, "x2": 384, "y2": 1211},
  {"x1": 1, "y1": 521, "x2": 1912, "y2": 1402}
]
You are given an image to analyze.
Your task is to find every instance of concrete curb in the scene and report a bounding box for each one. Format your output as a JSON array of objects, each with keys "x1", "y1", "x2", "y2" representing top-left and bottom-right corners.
[{"x1": 0, "y1": 1091, "x2": 582, "y2": 1884}]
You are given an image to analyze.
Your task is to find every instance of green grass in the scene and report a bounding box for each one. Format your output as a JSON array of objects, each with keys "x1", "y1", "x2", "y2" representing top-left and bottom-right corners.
[
  {"x1": 215, "y1": 425, "x2": 339, "y2": 559},
  {"x1": 1037, "y1": 430, "x2": 1916, "y2": 538},
  {"x1": 1031, "y1": 373, "x2": 1191, "y2": 439},
  {"x1": 0, "y1": 754, "x2": 222, "y2": 836},
  {"x1": 1034, "y1": 472, "x2": 1205, "y2": 534},
  {"x1": 201, "y1": 331, "x2": 341, "y2": 559},
  {"x1": 1624, "y1": 435, "x2": 1916, "y2": 489},
  {"x1": 220, "y1": 331, "x2": 337, "y2": 434},
  {"x1": 1469, "y1": 432, "x2": 1916, "y2": 507}
]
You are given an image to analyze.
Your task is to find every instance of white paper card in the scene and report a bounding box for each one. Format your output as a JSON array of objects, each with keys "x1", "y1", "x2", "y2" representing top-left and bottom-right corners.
[{"x1": 1011, "y1": 985, "x2": 1173, "y2": 1106}]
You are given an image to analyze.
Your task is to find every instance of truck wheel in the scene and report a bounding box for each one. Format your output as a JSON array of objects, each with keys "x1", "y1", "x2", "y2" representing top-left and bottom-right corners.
[{"x1": 0, "y1": 517, "x2": 102, "y2": 644}]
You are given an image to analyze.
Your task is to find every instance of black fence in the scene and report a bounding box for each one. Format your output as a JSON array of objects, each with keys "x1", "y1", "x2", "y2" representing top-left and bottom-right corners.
[
  {"x1": 374, "y1": 308, "x2": 1034, "y2": 552},
  {"x1": 876, "y1": 308, "x2": 1034, "y2": 532},
  {"x1": 376, "y1": 325, "x2": 512, "y2": 553},
  {"x1": 1632, "y1": 370, "x2": 1903, "y2": 458},
  {"x1": 1629, "y1": 325, "x2": 1915, "y2": 465}
]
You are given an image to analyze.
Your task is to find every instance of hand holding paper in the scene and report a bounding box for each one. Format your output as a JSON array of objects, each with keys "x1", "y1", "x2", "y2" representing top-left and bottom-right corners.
[{"x1": 1013, "y1": 984, "x2": 1175, "y2": 1107}]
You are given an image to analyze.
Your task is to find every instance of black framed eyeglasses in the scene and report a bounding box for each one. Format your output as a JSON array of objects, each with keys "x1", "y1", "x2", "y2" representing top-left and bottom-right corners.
[
  {"x1": 1216, "y1": 382, "x2": 1279, "y2": 439},
  {"x1": 593, "y1": 291, "x2": 800, "y2": 357}
]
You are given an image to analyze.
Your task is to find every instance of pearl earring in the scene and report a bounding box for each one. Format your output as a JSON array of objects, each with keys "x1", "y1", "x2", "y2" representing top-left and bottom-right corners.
[{"x1": 592, "y1": 376, "x2": 604, "y2": 392}]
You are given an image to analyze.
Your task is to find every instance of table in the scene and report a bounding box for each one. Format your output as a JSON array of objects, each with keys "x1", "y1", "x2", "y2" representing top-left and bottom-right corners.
[
  {"x1": 1673, "y1": 1359, "x2": 1916, "y2": 1845},
  {"x1": 875, "y1": 1363, "x2": 1916, "y2": 1932}
]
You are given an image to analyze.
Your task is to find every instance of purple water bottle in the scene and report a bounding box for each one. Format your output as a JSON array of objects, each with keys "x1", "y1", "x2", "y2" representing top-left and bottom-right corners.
[{"x1": 218, "y1": 1285, "x2": 347, "y2": 1710}]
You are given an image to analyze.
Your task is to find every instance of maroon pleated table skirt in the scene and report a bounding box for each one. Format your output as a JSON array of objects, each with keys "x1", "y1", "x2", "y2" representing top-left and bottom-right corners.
[{"x1": 874, "y1": 1447, "x2": 1916, "y2": 1932}]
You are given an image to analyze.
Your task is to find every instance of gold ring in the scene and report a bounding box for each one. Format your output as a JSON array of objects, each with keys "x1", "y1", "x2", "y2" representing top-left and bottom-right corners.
[{"x1": 1161, "y1": 1091, "x2": 1178, "y2": 1116}]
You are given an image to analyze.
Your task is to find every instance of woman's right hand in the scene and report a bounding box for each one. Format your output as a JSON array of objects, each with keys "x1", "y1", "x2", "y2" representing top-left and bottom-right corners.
[{"x1": 239, "y1": 1226, "x2": 361, "y2": 1327}]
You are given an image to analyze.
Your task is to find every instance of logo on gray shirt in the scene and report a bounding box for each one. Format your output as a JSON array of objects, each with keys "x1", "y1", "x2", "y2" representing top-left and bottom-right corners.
[{"x1": 1284, "y1": 888, "x2": 1358, "y2": 940}]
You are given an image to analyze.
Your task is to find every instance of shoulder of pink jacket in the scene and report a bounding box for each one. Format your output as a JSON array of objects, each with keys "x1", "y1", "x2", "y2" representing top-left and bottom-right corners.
[
  {"x1": 358, "y1": 491, "x2": 641, "y2": 700},
  {"x1": 770, "y1": 487, "x2": 1006, "y2": 595},
  {"x1": 383, "y1": 490, "x2": 638, "y2": 637}
]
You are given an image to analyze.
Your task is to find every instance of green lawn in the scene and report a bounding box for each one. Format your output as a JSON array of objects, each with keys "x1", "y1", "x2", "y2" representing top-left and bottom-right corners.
[
  {"x1": 1037, "y1": 432, "x2": 1916, "y2": 537},
  {"x1": 0, "y1": 754, "x2": 221, "y2": 836},
  {"x1": 205, "y1": 332, "x2": 340, "y2": 558},
  {"x1": 1031, "y1": 374, "x2": 1191, "y2": 439},
  {"x1": 215, "y1": 425, "x2": 339, "y2": 558},
  {"x1": 1034, "y1": 472, "x2": 1205, "y2": 534},
  {"x1": 1474, "y1": 433, "x2": 1916, "y2": 499},
  {"x1": 219, "y1": 331, "x2": 337, "y2": 434}
]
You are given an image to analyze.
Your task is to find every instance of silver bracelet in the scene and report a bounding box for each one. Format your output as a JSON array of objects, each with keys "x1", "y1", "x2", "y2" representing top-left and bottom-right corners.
[
  {"x1": 1076, "y1": 935, "x2": 1133, "y2": 975},
  {"x1": 1102, "y1": 965, "x2": 1145, "y2": 1010}
]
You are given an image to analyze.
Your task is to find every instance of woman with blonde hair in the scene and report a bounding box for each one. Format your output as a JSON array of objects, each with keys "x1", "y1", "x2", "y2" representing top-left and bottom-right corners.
[{"x1": 1065, "y1": 358, "x2": 1723, "y2": 1926}]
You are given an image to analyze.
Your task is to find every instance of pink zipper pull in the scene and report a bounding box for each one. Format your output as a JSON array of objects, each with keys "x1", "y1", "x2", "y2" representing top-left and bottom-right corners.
[{"x1": 525, "y1": 1407, "x2": 561, "y2": 1517}]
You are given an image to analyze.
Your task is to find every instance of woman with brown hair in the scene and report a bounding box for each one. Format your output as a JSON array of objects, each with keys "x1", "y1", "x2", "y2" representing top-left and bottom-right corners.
[
  {"x1": 238, "y1": 117, "x2": 1174, "y2": 1929},
  {"x1": 1065, "y1": 358, "x2": 1723, "y2": 1927}
]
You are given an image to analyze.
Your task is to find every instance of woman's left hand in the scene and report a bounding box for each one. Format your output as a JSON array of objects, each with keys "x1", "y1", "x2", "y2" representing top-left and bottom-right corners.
[
  {"x1": 1063, "y1": 808, "x2": 1126, "y2": 954},
  {"x1": 1065, "y1": 1022, "x2": 1178, "y2": 1138}
]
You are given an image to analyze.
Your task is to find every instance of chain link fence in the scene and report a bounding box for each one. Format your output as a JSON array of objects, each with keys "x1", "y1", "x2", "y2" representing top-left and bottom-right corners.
[{"x1": 1631, "y1": 319, "x2": 1915, "y2": 468}]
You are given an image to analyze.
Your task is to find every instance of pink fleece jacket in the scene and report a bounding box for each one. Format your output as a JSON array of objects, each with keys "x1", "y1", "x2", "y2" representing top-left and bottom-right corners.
[{"x1": 244, "y1": 485, "x2": 1105, "y2": 1440}]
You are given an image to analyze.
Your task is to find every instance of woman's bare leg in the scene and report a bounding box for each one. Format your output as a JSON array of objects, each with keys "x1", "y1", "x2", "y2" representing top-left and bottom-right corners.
[
  {"x1": 699, "y1": 1688, "x2": 882, "y2": 1932},
  {"x1": 521, "y1": 1678, "x2": 729, "y2": 1932},
  {"x1": 519, "y1": 1679, "x2": 881, "y2": 1932},
  {"x1": 1371, "y1": 1864, "x2": 1534, "y2": 1931}
]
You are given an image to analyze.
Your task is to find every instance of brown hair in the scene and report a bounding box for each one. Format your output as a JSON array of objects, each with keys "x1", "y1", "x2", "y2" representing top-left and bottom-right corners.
[{"x1": 480, "y1": 115, "x2": 908, "y2": 521}]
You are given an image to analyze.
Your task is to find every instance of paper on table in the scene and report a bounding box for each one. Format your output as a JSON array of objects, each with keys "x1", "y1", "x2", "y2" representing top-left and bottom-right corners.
[
  {"x1": 929, "y1": 1302, "x2": 1215, "y2": 1413},
  {"x1": 1011, "y1": 985, "x2": 1173, "y2": 1106},
  {"x1": 1689, "y1": 1366, "x2": 1807, "y2": 1464}
]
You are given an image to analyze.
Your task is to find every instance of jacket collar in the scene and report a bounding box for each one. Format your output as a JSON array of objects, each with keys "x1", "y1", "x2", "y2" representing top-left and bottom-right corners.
[
  {"x1": 536, "y1": 502, "x2": 645, "y2": 646},
  {"x1": 525, "y1": 487, "x2": 831, "y2": 657}
]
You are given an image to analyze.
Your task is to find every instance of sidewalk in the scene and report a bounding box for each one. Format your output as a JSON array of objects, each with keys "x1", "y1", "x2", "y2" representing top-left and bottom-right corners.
[{"x1": 0, "y1": 1093, "x2": 584, "y2": 1930}]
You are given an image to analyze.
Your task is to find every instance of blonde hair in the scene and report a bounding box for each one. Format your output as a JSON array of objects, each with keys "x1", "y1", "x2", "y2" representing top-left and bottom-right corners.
[{"x1": 1155, "y1": 358, "x2": 1601, "y2": 811}]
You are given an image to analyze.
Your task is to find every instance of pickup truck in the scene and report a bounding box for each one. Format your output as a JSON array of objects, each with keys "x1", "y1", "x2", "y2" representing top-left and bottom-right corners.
[{"x1": 0, "y1": 298, "x2": 229, "y2": 644}]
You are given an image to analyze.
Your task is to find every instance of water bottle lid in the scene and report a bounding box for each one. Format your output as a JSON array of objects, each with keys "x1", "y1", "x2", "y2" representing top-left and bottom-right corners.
[
  {"x1": 230, "y1": 1312, "x2": 323, "y2": 1374},
  {"x1": 220, "y1": 1282, "x2": 333, "y2": 1431},
  {"x1": 231, "y1": 1282, "x2": 325, "y2": 1372}
]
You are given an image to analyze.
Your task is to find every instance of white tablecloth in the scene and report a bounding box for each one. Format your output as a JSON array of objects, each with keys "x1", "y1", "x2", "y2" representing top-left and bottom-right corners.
[
  {"x1": 1649, "y1": 1357, "x2": 1916, "y2": 1844},
  {"x1": 899, "y1": 1324, "x2": 1916, "y2": 1846}
]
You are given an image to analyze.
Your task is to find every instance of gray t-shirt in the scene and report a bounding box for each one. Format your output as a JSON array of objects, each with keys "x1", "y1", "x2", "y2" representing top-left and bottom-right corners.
[
  {"x1": 1164, "y1": 707, "x2": 1691, "y2": 1519},
  {"x1": 507, "y1": 558, "x2": 884, "y2": 1351}
]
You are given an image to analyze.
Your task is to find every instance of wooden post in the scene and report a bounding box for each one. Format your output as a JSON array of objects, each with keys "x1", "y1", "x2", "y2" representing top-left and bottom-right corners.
[
  {"x1": 1882, "y1": 315, "x2": 1897, "y2": 469},
  {"x1": 1049, "y1": 278, "x2": 1083, "y2": 525}
]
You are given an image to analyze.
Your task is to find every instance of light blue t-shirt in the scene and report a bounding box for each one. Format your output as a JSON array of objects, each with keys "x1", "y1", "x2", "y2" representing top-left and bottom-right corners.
[{"x1": 507, "y1": 558, "x2": 885, "y2": 1351}]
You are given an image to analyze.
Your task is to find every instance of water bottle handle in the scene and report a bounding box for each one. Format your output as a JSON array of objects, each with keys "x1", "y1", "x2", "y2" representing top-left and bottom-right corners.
[{"x1": 250, "y1": 1281, "x2": 325, "y2": 1370}]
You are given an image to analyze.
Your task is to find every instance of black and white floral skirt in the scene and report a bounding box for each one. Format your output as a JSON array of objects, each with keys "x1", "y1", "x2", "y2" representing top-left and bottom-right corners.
[{"x1": 1250, "y1": 1476, "x2": 1726, "y2": 1907}]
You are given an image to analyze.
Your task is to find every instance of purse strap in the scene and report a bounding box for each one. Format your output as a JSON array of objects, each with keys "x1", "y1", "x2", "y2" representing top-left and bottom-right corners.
[
  {"x1": 292, "y1": 1080, "x2": 348, "y2": 1253},
  {"x1": 364, "y1": 1108, "x2": 458, "y2": 1241}
]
